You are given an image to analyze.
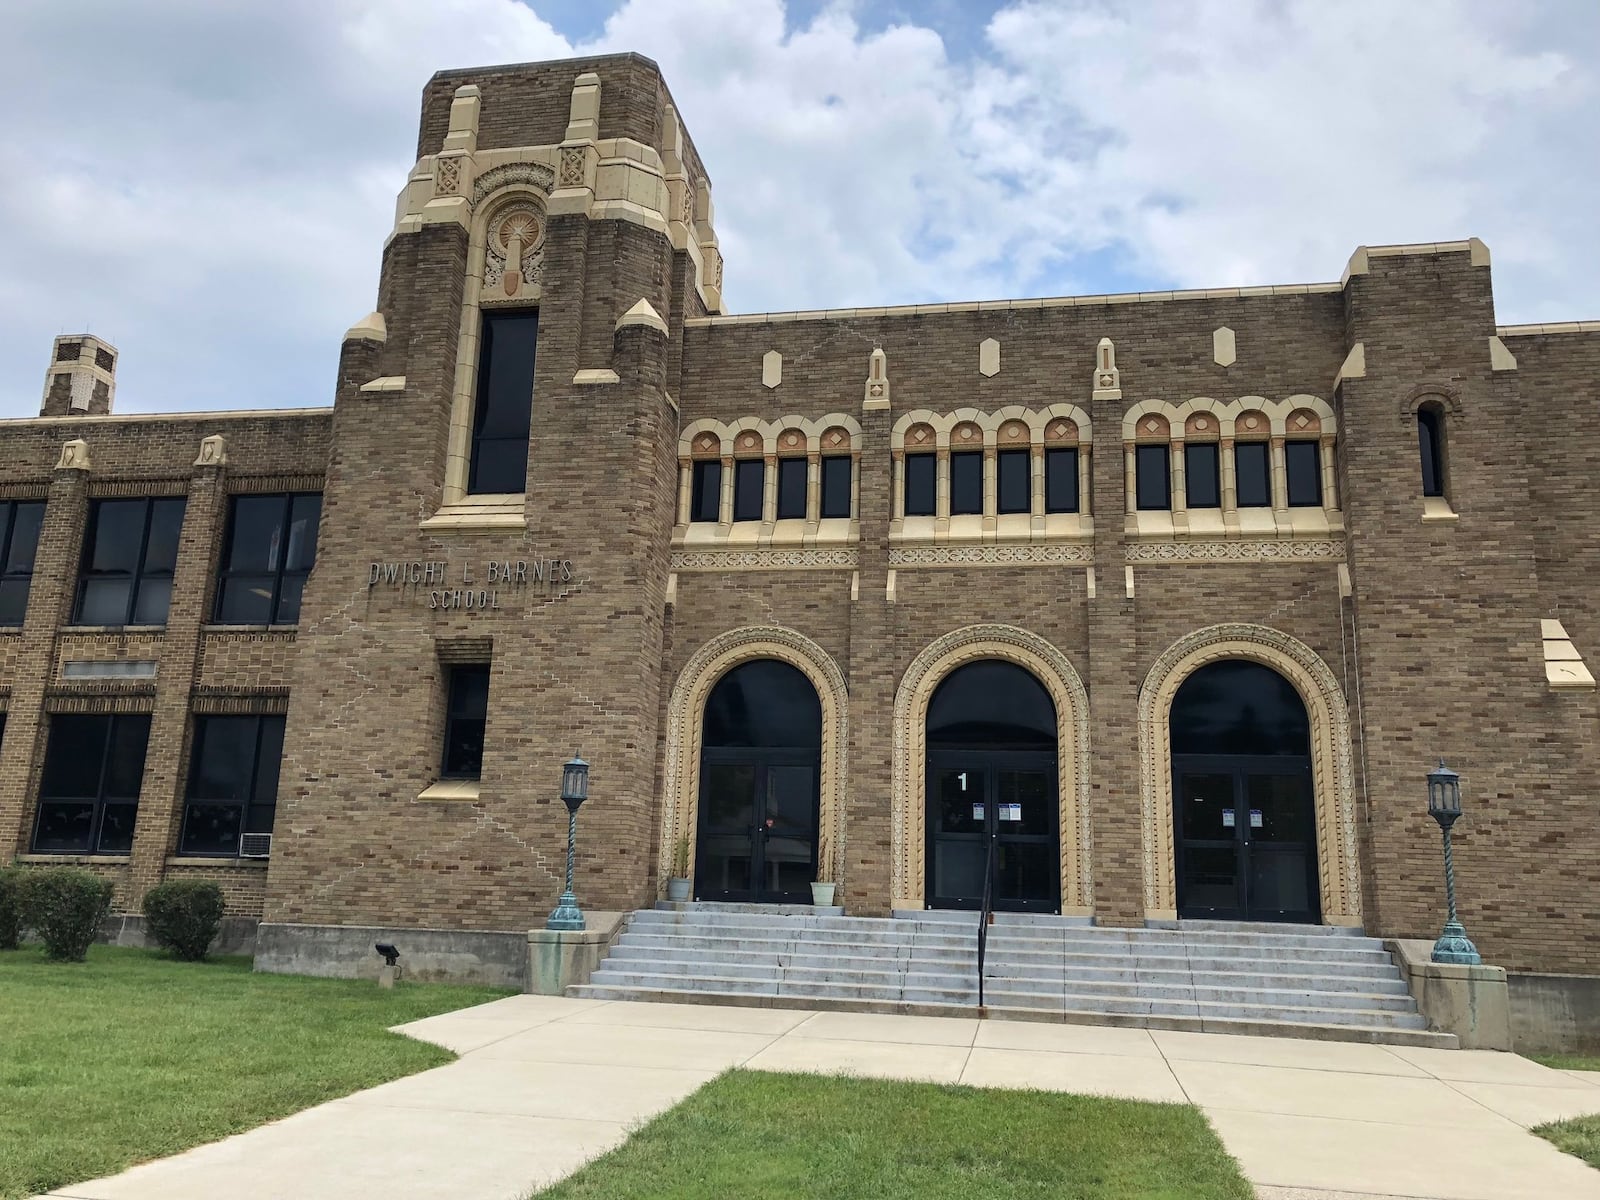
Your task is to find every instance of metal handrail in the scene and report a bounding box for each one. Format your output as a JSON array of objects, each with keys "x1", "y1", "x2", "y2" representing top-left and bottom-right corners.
[{"x1": 976, "y1": 830, "x2": 996, "y2": 1013}]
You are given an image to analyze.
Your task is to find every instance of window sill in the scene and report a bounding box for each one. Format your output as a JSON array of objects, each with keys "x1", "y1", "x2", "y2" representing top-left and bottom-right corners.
[
  {"x1": 417, "y1": 779, "x2": 482, "y2": 803},
  {"x1": 164, "y1": 855, "x2": 268, "y2": 869},
  {"x1": 421, "y1": 495, "x2": 526, "y2": 532},
  {"x1": 674, "y1": 519, "x2": 859, "y2": 549},
  {"x1": 16, "y1": 853, "x2": 131, "y2": 866},
  {"x1": 58, "y1": 626, "x2": 167, "y2": 635},
  {"x1": 1124, "y1": 508, "x2": 1344, "y2": 539},
  {"x1": 1421, "y1": 496, "x2": 1458, "y2": 523},
  {"x1": 889, "y1": 513, "x2": 1094, "y2": 546},
  {"x1": 201, "y1": 625, "x2": 300, "y2": 635}
]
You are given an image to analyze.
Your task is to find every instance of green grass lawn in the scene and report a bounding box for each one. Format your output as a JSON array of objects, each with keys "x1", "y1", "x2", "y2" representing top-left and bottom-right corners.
[
  {"x1": 533, "y1": 1070, "x2": 1253, "y2": 1200},
  {"x1": 1531, "y1": 1053, "x2": 1600, "y2": 1073},
  {"x1": 0, "y1": 945, "x2": 508, "y2": 1200},
  {"x1": 1536, "y1": 1114, "x2": 1600, "y2": 1172}
]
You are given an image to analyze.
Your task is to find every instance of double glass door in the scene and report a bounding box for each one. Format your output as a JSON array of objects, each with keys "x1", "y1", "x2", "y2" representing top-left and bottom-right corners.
[
  {"x1": 695, "y1": 751, "x2": 818, "y2": 904},
  {"x1": 927, "y1": 751, "x2": 1059, "y2": 912},
  {"x1": 1173, "y1": 754, "x2": 1319, "y2": 923}
]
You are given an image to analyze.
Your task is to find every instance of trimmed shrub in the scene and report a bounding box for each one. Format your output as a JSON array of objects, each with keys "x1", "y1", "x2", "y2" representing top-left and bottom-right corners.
[
  {"x1": 142, "y1": 880, "x2": 225, "y2": 962},
  {"x1": 21, "y1": 868, "x2": 113, "y2": 962},
  {"x1": 0, "y1": 865, "x2": 26, "y2": 949}
]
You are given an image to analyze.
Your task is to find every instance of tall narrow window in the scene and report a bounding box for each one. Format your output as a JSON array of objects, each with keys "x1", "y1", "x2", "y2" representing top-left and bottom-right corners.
[
  {"x1": 689, "y1": 460, "x2": 722, "y2": 523},
  {"x1": 1185, "y1": 443, "x2": 1221, "y2": 508},
  {"x1": 1136, "y1": 444, "x2": 1170, "y2": 511},
  {"x1": 32, "y1": 713, "x2": 151, "y2": 855},
  {"x1": 214, "y1": 493, "x2": 321, "y2": 626},
  {"x1": 1235, "y1": 442, "x2": 1270, "y2": 507},
  {"x1": 0, "y1": 500, "x2": 45, "y2": 626},
  {"x1": 441, "y1": 664, "x2": 490, "y2": 779},
  {"x1": 1045, "y1": 448, "x2": 1079, "y2": 514},
  {"x1": 1418, "y1": 408, "x2": 1445, "y2": 497},
  {"x1": 468, "y1": 310, "x2": 538, "y2": 494},
  {"x1": 776, "y1": 458, "x2": 807, "y2": 520},
  {"x1": 1286, "y1": 441, "x2": 1322, "y2": 507},
  {"x1": 997, "y1": 450, "x2": 1030, "y2": 514},
  {"x1": 75, "y1": 497, "x2": 186, "y2": 627},
  {"x1": 950, "y1": 452, "x2": 983, "y2": 515},
  {"x1": 904, "y1": 453, "x2": 936, "y2": 517},
  {"x1": 820, "y1": 456, "x2": 851, "y2": 519},
  {"x1": 733, "y1": 460, "x2": 764, "y2": 522},
  {"x1": 179, "y1": 715, "x2": 284, "y2": 857}
]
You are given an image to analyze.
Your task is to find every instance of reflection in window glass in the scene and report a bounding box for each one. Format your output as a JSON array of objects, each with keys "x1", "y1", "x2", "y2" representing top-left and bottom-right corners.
[
  {"x1": 1286, "y1": 441, "x2": 1322, "y2": 507},
  {"x1": 733, "y1": 460, "x2": 764, "y2": 522},
  {"x1": 904, "y1": 453, "x2": 935, "y2": 516},
  {"x1": 0, "y1": 500, "x2": 45, "y2": 626},
  {"x1": 997, "y1": 450, "x2": 1030, "y2": 514},
  {"x1": 468, "y1": 310, "x2": 538, "y2": 494},
  {"x1": 950, "y1": 452, "x2": 983, "y2": 515},
  {"x1": 820, "y1": 456, "x2": 851, "y2": 519},
  {"x1": 1234, "y1": 442, "x2": 1270, "y2": 507},
  {"x1": 776, "y1": 458, "x2": 806, "y2": 520},
  {"x1": 442, "y1": 664, "x2": 490, "y2": 778},
  {"x1": 214, "y1": 493, "x2": 321, "y2": 625},
  {"x1": 179, "y1": 715, "x2": 284, "y2": 856},
  {"x1": 1136, "y1": 445, "x2": 1170, "y2": 511},
  {"x1": 1186, "y1": 443, "x2": 1220, "y2": 508},
  {"x1": 32, "y1": 714, "x2": 151, "y2": 854},
  {"x1": 689, "y1": 460, "x2": 721, "y2": 523},
  {"x1": 1045, "y1": 448, "x2": 1078, "y2": 514},
  {"x1": 74, "y1": 498, "x2": 187, "y2": 626}
]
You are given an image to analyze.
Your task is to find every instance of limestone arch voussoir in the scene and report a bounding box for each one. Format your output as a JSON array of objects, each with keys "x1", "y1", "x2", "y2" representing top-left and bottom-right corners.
[
  {"x1": 1041, "y1": 402, "x2": 1092, "y2": 443},
  {"x1": 679, "y1": 417, "x2": 728, "y2": 458},
  {"x1": 1136, "y1": 623, "x2": 1362, "y2": 926},
  {"x1": 1281, "y1": 393, "x2": 1337, "y2": 435},
  {"x1": 658, "y1": 626, "x2": 849, "y2": 899},
  {"x1": 1121, "y1": 399, "x2": 1172, "y2": 440},
  {"x1": 890, "y1": 624, "x2": 1092, "y2": 914}
]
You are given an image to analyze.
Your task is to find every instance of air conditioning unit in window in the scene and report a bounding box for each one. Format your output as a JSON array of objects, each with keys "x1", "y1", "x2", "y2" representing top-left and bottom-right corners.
[{"x1": 239, "y1": 833, "x2": 272, "y2": 859}]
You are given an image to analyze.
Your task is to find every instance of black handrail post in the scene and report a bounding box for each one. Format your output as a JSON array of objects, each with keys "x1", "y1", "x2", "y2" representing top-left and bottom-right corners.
[{"x1": 977, "y1": 828, "x2": 995, "y2": 1015}]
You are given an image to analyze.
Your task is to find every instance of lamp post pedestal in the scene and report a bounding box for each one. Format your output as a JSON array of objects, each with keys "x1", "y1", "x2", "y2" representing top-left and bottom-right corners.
[{"x1": 1430, "y1": 819, "x2": 1481, "y2": 965}]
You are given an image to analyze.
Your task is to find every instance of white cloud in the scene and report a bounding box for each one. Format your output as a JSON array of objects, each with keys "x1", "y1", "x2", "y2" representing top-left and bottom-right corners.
[{"x1": 0, "y1": 0, "x2": 1594, "y2": 416}]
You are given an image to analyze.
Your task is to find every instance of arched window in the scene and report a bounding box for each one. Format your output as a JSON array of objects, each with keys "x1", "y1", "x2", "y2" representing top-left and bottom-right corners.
[{"x1": 1417, "y1": 405, "x2": 1446, "y2": 498}]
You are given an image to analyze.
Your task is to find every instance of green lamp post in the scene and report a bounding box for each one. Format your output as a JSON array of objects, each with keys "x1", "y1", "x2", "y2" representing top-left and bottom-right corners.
[
  {"x1": 1426, "y1": 759, "x2": 1482, "y2": 966},
  {"x1": 546, "y1": 753, "x2": 590, "y2": 932}
]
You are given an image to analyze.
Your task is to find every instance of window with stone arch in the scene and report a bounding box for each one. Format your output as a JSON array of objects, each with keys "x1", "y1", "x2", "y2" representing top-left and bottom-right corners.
[
  {"x1": 673, "y1": 416, "x2": 861, "y2": 547},
  {"x1": 442, "y1": 185, "x2": 551, "y2": 507}
]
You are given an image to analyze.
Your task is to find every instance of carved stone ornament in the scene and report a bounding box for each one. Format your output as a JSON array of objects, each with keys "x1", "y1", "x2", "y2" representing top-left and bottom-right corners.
[
  {"x1": 434, "y1": 156, "x2": 462, "y2": 197},
  {"x1": 558, "y1": 146, "x2": 586, "y2": 189},
  {"x1": 890, "y1": 544, "x2": 1092, "y2": 567},
  {"x1": 56, "y1": 438, "x2": 90, "y2": 471},
  {"x1": 484, "y1": 200, "x2": 546, "y2": 300},
  {"x1": 671, "y1": 548, "x2": 859, "y2": 571},
  {"x1": 194, "y1": 434, "x2": 228, "y2": 468},
  {"x1": 471, "y1": 162, "x2": 555, "y2": 204},
  {"x1": 1124, "y1": 540, "x2": 1343, "y2": 564}
]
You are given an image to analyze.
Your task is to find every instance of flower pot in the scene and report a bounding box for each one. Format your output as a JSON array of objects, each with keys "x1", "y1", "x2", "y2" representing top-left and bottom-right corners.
[
  {"x1": 666, "y1": 876, "x2": 691, "y2": 902},
  {"x1": 810, "y1": 881, "x2": 836, "y2": 907}
]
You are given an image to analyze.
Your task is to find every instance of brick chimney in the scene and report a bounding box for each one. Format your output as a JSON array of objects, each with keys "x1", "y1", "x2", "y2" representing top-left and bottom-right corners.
[{"x1": 41, "y1": 334, "x2": 117, "y2": 417}]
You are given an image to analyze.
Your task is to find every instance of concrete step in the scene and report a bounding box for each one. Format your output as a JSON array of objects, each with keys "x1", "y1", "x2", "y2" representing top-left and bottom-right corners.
[{"x1": 567, "y1": 983, "x2": 1456, "y2": 1048}]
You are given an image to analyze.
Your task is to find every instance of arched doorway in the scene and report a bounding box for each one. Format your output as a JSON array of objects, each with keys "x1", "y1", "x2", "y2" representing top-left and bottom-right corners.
[
  {"x1": 1171, "y1": 659, "x2": 1319, "y2": 922},
  {"x1": 694, "y1": 659, "x2": 821, "y2": 904},
  {"x1": 925, "y1": 660, "x2": 1061, "y2": 912}
]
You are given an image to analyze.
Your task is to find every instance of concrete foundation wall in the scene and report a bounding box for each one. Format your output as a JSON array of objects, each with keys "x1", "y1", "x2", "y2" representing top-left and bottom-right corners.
[
  {"x1": 1509, "y1": 972, "x2": 1600, "y2": 1054},
  {"x1": 254, "y1": 922, "x2": 528, "y2": 990},
  {"x1": 100, "y1": 914, "x2": 260, "y2": 957}
]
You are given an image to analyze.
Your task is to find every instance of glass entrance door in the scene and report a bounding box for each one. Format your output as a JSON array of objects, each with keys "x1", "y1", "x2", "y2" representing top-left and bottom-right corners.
[
  {"x1": 927, "y1": 751, "x2": 1058, "y2": 912},
  {"x1": 1173, "y1": 754, "x2": 1319, "y2": 923},
  {"x1": 695, "y1": 754, "x2": 818, "y2": 903}
]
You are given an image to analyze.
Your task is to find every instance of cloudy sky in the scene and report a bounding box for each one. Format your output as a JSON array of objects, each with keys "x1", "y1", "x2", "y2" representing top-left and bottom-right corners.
[{"x1": 1, "y1": 0, "x2": 1594, "y2": 416}]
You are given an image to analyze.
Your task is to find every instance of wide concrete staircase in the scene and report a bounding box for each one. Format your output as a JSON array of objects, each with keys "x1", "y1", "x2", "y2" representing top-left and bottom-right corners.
[{"x1": 570, "y1": 904, "x2": 1456, "y2": 1047}]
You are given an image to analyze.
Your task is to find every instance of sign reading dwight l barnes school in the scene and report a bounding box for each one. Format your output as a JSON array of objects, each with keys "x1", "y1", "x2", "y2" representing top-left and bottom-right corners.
[{"x1": 368, "y1": 556, "x2": 575, "y2": 610}]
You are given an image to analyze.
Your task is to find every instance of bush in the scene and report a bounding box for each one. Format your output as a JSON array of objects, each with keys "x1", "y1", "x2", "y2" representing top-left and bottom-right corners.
[
  {"x1": 0, "y1": 865, "x2": 27, "y2": 949},
  {"x1": 142, "y1": 880, "x2": 225, "y2": 962},
  {"x1": 21, "y1": 868, "x2": 113, "y2": 962}
]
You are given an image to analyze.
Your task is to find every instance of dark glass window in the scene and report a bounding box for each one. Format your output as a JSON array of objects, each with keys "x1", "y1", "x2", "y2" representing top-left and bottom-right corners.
[
  {"x1": 32, "y1": 714, "x2": 151, "y2": 854},
  {"x1": 441, "y1": 664, "x2": 490, "y2": 779},
  {"x1": 75, "y1": 497, "x2": 187, "y2": 626},
  {"x1": 776, "y1": 458, "x2": 807, "y2": 520},
  {"x1": 997, "y1": 450, "x2": 1030, "y2": 514},
  {"x1": 733, "y1": 460, "x2": 764, "y2": 522},
  {"x1": 904, "y1": 453, "x2": 936, "y2": 517},
  {"x1": 179, "y1": 716, "x2": 284, "y2": 856},
  {"x1": 1235, "y1": 442, "x2": 1270, "y2": 507},
  {"x1": 703, "y1": 660, "x2": 821, "y2": 749},
  {"x1": 1185, "y1": 443, "x2": 1221, "y2": 508},
  {"x1": 1170, "y1": 659, "x2": 1310, "y2": 756},
  {"x1": 689, "y1": 460, "x2": 722, "y2": 523},
  {"x1": 927, "y1": 660, "x2": 1055, "y2": 749},
  {"x1": 1286, "y1": 441, "x2": 1322, "y2": 507},
  {"x1": 213, "y1": 493, "x2": 321, "y2": 626},
  {"x1": 1418, "y1": 408, "x2": 1445, "y2": 497},
  {"x1": 820, "y1": 456, "x2": 851, "y2": 519},
  {"x1": 1045, "y1": 448, "x2": 1079, "y2": 514},
  {"x1": 950, "y1": 452, "x2": 983, "y2": 515},
  {"x1": 468, "y1": 310, "x2": 537, "y2": 494},
  {"x1": 1136, "y1": 445, "x2": 1170, "y2": 511},
  {"x1": 0, "y1": 500, "x2": 45, "y2": 626}
]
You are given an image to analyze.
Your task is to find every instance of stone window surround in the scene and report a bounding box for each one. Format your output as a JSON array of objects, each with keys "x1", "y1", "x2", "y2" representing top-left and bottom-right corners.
[
  {"x1": 890, "y1": 404, "x2": 1093, "y2": 547},
  {"x1": 674, "y1": 414, "x2": 863, "y2": 551},
  {"x1": 1404, "y1": 389, "x2": 1460, "y2": 524},
  {"x1": 433, "y1": 183, "x2": 550, "y2": 530},
  {"x1": 1121, "y1": 394, "x2": 1341, "y2": 541}
]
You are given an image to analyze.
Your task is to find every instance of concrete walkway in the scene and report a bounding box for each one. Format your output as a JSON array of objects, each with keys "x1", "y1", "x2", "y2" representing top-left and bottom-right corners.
[{"x1": 38, "y1": 995, "x2": 1600, "y2": 1200}]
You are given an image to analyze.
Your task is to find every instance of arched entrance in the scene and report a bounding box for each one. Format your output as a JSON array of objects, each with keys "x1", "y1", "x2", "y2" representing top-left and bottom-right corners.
[
  {"x1": 925, "y1": 660, "x2": 1061, "y2": 912},
  {"x1": 1170, "y1": 659, "x2": 1319, "y2": 922},
  {"x1": 694, "y1": 659, "x2": 822, "y2": 904}
]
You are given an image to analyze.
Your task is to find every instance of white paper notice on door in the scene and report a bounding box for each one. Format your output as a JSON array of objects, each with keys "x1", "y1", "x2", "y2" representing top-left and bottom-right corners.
[
  {"x1": 1250, "y1": 809, "x2": 1263, "y2": 828},
  {"x1": 1222, "y1": 809, "x2": 1236, "y2": 828},
  {"x1": 999, "y1": 803, "x2": 1022, "y2": 822},
  {"x1": 971, "y1": 803, "x2": 985, "y2": 821}
]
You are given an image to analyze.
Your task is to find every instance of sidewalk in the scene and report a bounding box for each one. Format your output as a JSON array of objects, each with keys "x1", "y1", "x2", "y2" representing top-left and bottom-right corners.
[{"x1": 37, "y1": 995, "x2": 1600, "y2": 1200}]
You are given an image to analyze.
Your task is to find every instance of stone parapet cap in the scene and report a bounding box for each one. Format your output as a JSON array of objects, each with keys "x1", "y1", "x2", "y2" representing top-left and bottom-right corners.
[
  {"x1": 1387, "y1": 937, "x2": 1506, "y2": 983},
  {"x1": 686, "y1": 282, "x2": 1343, "y2": 328},
  {"x1": 527, "y1": 911, "x2": 625, "y2": 945},
  {"x1": 0, "y1": 407, "x2": 331, "y2": 428},
  {"x1": 1498, "y1": 320, "x2": 1600, "y2": 337}
]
